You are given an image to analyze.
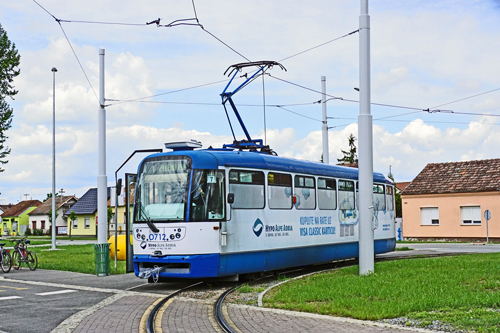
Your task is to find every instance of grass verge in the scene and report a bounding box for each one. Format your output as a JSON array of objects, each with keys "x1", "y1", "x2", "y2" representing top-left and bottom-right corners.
[
  {"x1": 264, "y1": 253, "x2": 500, "y2": 332},
  {"x1": 30, "y1": 244, "x2": 126, "y2": 275}
]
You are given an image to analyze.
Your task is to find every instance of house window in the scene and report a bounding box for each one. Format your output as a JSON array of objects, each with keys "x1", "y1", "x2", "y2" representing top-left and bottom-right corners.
[
  {"x1": 41, "y1": 220, "x2": 45, "y2": 229},
  {"x1": 32, "y1": 221, "x2": 36, "y2": 230},
  {"x1": 73, "y1": 217, "x2": 78, "y2": 229},
  {"x1": 421, "y1": 207, "x2": 439, "y2": 225},
  {"x1": 461, "y1": 206, "x2": 481, "y2": 225},
  {"x1": 84, "y1": 218, "x2": 90, "y2": 229},
  {"x1": 268, "y1": 172, "x2": 292, "y2": 209}
]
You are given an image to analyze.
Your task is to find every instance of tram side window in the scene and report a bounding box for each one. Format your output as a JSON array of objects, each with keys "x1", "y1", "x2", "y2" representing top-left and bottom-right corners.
[
  {"x1": 386, "y1": 186, "x2": 394, "y2": 211},
  {"x1": 318, "y1": 178, "x2": 337, "y2": 210},
  {"x1": 190, "y1": 170, "x2": 225, "y2": 221},
  {"x1": 229, "y1": 170, "x2": 265, "y2": 209},
  {"x1": 268, "y1": 172, "x2": 292, "y2": 209},
  {"x1": 373, "y1": 184, "x2": 386, "y2": 211},
  {"x1": 294, "y1": 175, "x2": 316, "y2": 210},
  {"x1": 339, "y1": 180, "x2": 355, "y2": 210}
]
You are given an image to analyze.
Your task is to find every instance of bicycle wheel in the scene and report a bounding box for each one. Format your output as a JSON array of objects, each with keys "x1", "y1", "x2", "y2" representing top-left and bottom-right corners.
[
  {"x1": 11, "y1": 251, "x2": 21, "y2": 270},
  {"x1": 27, "y1": 251, "x2": 38, "y2": 271},
  {"x1": 0, "y1": 251, "x2": 12, "y2": 273}
]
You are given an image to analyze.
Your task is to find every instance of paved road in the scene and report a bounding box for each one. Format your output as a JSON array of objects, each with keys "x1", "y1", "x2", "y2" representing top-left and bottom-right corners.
[{"x1": 0, "y1": 243, "x2": 498, "y2": 333}]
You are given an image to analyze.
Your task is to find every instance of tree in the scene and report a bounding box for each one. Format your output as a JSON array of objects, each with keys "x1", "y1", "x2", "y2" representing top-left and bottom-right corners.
[
  {"x1": 337, "y1": 133, "x2": 358, "y2": 165},
  {"x1": 0, "y1": 24, "x2": 21, "y2": 173},
  {"x1": 68, "y1": 211, "x2": 76, "y2": 238},
  {"x1": 107, "y1": 206, "x2": 115, "y2": 239}
]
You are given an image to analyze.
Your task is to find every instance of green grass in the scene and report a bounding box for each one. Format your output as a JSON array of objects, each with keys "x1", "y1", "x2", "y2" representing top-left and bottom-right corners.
[
  {"x1": 395, "y1": 246, "x2": 413, "y2": 251},
  {"x1": 30, "y1": 244, "x2": 126, "y2": 275},
  {"x1": 264, "y1": 253, "x2": 500, "y2": 332},
  {"x1": 237, "y1": 283, "x2": 266, "y2": 294}
]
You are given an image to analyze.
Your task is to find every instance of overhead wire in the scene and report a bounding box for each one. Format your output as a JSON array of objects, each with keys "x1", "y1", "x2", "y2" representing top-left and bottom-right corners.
[
  {"x1": 33, "y1": 0, "x2": 500, "y2": 126},
  {"x1": 431, "y1": 87, "x2": 500, "y2": 108}
]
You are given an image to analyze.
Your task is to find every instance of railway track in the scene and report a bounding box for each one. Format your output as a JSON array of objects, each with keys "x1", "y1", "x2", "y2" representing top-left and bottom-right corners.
[{"x1": 145, "y1": 251, "x2": 474, "y2": 333}]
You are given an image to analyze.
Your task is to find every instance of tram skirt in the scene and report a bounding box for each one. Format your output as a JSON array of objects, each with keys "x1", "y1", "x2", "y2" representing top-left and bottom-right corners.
[{"x1": 93, "y1": 243, "x2": 110, "y2": 276}]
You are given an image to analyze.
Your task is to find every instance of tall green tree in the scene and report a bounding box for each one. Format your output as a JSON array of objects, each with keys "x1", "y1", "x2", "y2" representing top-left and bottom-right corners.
[
  {"x1": 0, "y1": 24, "x2": 20, "y2": 173},
  {"x1": 337, "y1": 133, "x2": 358, "y2": 165}
]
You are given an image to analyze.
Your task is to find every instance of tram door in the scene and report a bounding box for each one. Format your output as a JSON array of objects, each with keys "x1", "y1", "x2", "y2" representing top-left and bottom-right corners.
[{"x1": 125, "y1": 173, "x2": 137, "y2": 273}]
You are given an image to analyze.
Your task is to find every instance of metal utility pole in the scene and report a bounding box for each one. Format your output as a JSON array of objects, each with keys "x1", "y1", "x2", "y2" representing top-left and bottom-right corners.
[
  {"x1": 358, "y1": 0, "x2": 374, "y2": 275},
  {"x1": 321, "y1": 76, "x2": 329, "y2": 164},
  {"x1": 97, "y1": 49, "x2": 108, "y2": 245},
  {"x1": 51, "y1": 67, "x2": 57, "y2": 250}
]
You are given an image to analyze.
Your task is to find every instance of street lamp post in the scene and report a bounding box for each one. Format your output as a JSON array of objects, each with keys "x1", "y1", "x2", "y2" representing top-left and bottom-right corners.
[{"x1": 51, "y1": 67, "x2": 57, "y2": 250}]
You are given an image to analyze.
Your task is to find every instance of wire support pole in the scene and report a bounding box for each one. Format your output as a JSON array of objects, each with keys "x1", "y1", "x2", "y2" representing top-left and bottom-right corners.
[
  {"x1": 51, "y1": 67, "x2": 57, "y2": 250},
  {"x1": 321, "y1": 76, "x2": 329, "y2": 164},
  {"x1": 358, "y1": 0, "x2": 374, "y2": 276},
  {"x1": 97, "y1": 48, "x2": 108, "y2": 245}
]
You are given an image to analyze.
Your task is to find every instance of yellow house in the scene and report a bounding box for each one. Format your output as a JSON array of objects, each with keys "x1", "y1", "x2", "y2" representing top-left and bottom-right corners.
[
  {"x1": 64, "y1": 188, "x2": 110, "y2": 237},
  {"x1": 1, "y1": 200, "x2": 42, "y2": 235},
  {"x1": 402, "y1": 159, "x2": 500, "y2": 242}
]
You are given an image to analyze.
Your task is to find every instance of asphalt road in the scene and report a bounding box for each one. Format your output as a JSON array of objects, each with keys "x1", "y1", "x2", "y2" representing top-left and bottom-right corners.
[
  {"x1": 0, "y1": 242, "x2": 499, "y2": 333},
  {"x1": 0, "y1": 279, "x2": 112, "y2": 333}
]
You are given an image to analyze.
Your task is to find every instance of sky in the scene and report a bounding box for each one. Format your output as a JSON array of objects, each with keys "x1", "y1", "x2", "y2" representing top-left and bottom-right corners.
[{"x1": 1, "y1": 0, "x2": 500, "y2": 204}]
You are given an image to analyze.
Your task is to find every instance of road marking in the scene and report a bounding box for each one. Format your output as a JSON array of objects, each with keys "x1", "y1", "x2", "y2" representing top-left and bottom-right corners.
[
  {"x1": 36, "y1": 289, "x2": 78, "y2": 296},
  {"x1": 0, "y1": 296, "x2": 22, "y2": 300},
  {"x1": 0, "y1": 285, "x2": 29, "y2": 290}
]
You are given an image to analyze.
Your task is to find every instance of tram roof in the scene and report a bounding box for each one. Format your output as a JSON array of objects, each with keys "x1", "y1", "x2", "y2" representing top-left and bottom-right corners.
[{"x1": 141, "y1": 149, "x2": 390, "y2": 184}]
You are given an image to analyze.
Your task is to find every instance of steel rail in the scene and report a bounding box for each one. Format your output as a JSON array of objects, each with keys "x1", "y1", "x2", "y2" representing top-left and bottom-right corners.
[{"x1": 146, "y1": 281, "x2": 203, "y2": 333}]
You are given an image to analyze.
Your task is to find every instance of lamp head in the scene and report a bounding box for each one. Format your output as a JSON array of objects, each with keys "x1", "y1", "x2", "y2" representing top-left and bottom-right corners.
[{"x1": 51, "y1": 67, "x2": 58, "y2": 72}]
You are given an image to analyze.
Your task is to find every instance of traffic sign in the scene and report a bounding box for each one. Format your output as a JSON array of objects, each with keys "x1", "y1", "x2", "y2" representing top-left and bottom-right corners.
[{"x1": 484, "y1": 210, "x2": 491, "y2": 221}]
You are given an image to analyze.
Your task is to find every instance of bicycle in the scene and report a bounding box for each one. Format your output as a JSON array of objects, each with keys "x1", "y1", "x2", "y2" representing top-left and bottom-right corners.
[
  {"x1": 10, "y1": 237, "x2": 37, "y2": 271},
  {"x1": 0, "y1": 240, "x2": 12, "y2": 273}
]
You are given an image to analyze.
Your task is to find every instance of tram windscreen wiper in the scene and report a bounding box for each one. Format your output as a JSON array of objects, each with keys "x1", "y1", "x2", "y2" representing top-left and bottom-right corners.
[{"x1": 138, "y1": 202, "x2": 159, "y2": 233}]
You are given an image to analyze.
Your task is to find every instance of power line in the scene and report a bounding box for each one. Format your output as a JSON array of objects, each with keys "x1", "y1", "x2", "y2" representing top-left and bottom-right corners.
[
  {"x1": 278, "y1": 30, "x2": 359, "y2": 62},
  {"x1": 275, "y1": 106, "x2": 322, "y2": 122},
  {"x1": 431, "y1": 87, "x2": 500, "y2": 108},
  {"x1": 106, "y1": 79, "x2": 230, "y2": 106},
  {"x1": 57, "y1": 23, "x2": 99, "y2": 102}
]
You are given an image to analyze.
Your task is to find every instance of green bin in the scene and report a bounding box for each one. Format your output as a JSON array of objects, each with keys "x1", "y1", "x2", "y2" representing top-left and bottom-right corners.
[{"x1": 93, "y1": 243, "x2": 110, "y2": 276}]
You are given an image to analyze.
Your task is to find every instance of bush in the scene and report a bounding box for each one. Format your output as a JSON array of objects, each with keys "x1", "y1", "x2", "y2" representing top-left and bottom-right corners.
[
  {"x1": 25, "y1": 228, "x2": 32, "y2": 236},
  {"x1": 33, "y1": 228, "x2": 43, "y2": 236}
]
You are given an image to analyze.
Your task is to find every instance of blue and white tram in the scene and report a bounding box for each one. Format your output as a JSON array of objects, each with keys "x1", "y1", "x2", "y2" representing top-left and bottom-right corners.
[{"x1": 132, "y1": 142, "x2": 396, "y2": 280}]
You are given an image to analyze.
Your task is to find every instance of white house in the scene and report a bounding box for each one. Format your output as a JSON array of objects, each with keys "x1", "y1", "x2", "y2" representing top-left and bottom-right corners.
[{"x1": 28, "y1": 196, "x2": 78, "y2": 235}]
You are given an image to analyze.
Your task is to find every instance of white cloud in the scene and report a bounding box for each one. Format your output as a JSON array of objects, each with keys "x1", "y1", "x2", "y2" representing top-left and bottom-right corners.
[{"x1": 1, "y1": 0, "x2": 500, "y2": 204}]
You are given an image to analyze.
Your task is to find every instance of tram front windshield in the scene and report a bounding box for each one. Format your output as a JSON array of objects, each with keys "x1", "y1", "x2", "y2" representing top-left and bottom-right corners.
[
  {"x1": 135, "y1": 156, "x2": 225, "y2": 222},
  {"x1": 135, "y1": 156, "x2": 191, "y2": 222}
]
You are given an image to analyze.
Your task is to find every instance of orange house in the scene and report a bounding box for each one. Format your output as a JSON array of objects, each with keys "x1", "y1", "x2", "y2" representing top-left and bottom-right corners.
[{"x1": 401, "y1": 159, "x2": 500, "y2": 242}]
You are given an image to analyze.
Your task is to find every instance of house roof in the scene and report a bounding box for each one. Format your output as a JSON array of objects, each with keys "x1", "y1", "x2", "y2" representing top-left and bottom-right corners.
[
  {"x1": 64, "y1": 188, "x2": 110, "y2": 216},
  {"x1": 0, "y1": 204, "x2": 13, "y2": 213},
  {"x1": 395, "y1": 182, "x2": 411, "y2": 192},
  {"x1": 402, "y1": 158, "x2": 500, "y2": 195},
  {"x1": 1, "y1": 200, "x2": 42, "y2": 218},
  {"x1": 29, "y1": 196, "x2": 78, "y2": 216}
]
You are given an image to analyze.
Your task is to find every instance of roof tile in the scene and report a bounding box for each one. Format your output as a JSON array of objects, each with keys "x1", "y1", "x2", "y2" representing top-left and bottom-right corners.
[{"x1": 403, "y1": 158, "x2": 500, "y2": 195}]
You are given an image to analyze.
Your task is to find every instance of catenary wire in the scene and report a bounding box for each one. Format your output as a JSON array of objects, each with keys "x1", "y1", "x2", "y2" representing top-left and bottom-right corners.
[
  {"x1": 57, "y1": 23, "x2": 99, "y2": 102},
  {"x1": 278, "y1": 30, "x2": 359, "y2": 62},
  {"x1": 431, "y1": 87, "x2": 500, "y2": 108}
]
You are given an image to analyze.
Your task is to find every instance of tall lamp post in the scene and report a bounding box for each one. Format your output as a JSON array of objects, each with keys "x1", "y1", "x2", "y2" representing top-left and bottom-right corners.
[{"x1": 51, "y1": 67, "x2": 57, "y2": 250}]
